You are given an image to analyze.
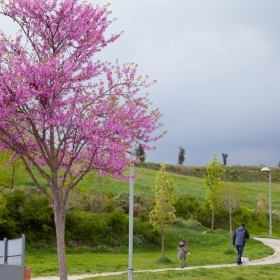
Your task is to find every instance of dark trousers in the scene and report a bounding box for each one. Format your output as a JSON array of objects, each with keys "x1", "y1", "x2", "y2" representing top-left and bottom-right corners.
[{"x1": 236, "y1": 245, "x2": 244, "y2": 264}]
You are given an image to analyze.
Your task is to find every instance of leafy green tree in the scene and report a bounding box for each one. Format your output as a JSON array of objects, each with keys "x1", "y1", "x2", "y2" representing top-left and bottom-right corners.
[
  {"x1": 136, "y1": 145, "x2": 146, "y2": 162},
  {"x1": 204, "y1": 154, "x2": 225, "y2": 230},
  {"x1": 178, "y1": 146, "x2": 185, "y2": 165},
  {"x1": 216, "y1": 182, "x2": 247, "y2": 247},
  {"x1": 149, "y1": 162, "x2": 178, "y2": 259}
]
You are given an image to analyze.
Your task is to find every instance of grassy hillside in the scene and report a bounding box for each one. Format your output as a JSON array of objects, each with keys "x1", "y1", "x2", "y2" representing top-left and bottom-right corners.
[
  {"x1": 2, "y1": 161, "x2": 278, "y2": 210},
  {"x1": 78, "y1": 164, "x2": 280, "y2": 212},
  {"x1": 1, "y1": 162, "x2": 279, "y2": 212},
  {"x1": 136, "y1": 162, "x2": 280, "y2": 182}
]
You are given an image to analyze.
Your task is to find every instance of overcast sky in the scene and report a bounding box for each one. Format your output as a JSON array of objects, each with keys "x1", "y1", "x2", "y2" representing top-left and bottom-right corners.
[
  {"x1": 92, "y1": 0, "x2": 280, "y2": 166},
  {"x1": 2, "y1": 1, "x2": 280, "y2": 166}
]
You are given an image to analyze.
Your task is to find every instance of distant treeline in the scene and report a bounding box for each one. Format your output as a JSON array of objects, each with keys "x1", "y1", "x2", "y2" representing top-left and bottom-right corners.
[{"x1": 135, "y1": 162, "x2": 280, "y2": 183}]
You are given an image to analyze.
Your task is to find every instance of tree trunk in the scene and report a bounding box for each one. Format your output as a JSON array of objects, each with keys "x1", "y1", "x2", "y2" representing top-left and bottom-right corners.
[
  {"x1": 229, "y1": 210, "x2": 233, "y2": 248},
  {"x1": 98, "y1": 173, "x2": 102, "y2": 197},
  {"x1": 161, "y1": 229, "x2": 165, "y2": 259},
  {"x1": 54, "y1": 208, "x2": 68, "y2": 280},
  {"x1": 11, "y1": 165, "x2": 15, "y2": 189},
  {"x1": 211, "y1": 208, "x2": 215, "y2": 230}
]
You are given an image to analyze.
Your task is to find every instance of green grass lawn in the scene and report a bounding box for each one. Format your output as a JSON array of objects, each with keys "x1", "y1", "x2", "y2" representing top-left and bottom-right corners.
[
  {"x1": 26, "y1": 241, "x2": 274, "y2": 277},
  {"x1": 25, "y1": 223, "x2": 274, "y2": 277},
  {"x1": 86, "y1": 264, "x2": 280, "y2": 280}
]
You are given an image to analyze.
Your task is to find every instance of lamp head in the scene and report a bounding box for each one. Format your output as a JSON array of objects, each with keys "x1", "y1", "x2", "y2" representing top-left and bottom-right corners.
[{"x1": 261, "y1": 167, "x2": 271, "y2": 173}]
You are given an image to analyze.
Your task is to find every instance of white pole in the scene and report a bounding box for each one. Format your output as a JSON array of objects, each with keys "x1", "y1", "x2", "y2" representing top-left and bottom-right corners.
[
  {"x1": 269, "y1": 172, "x2": 272, "y2": 236},
  {"x1": 128, "y1": 150, "x2": 134, "y2": 280},
  {"x1": 260, "y1": 167, "x2": 272, "y2": 237}
]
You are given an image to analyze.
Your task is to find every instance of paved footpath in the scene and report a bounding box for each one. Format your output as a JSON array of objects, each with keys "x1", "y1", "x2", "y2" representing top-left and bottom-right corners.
[{"x1": 32, "y1": 238, "x2": 280, "y2": 280}]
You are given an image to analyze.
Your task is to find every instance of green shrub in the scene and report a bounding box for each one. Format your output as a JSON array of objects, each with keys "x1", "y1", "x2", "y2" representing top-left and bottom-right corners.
[
  {"x1": 66, "y1": 211, "x2": 106, "y2": 245},
  {"x1": 106, "y1": 211, "x2": 128, "y2": 237},
  {"x1": 22, "y1": 195, "x2": 53, "y2": 229},
  {"x1": 134, "y1": 194, "x2": 154, "y2": 216},
  {"x1": 65, "y1": 211, "x2": 128, "y2": 246},
  {"x1": 174, "y1": 195, "x2": 203, "y2": 220},
  {"x1": 0, "y1": 195, "x2": 17, "y2": 238},
  {"x1": 134, "y1": 218, "x2": 160, "y2": 248},
  {"x1": 3, "y1": 188, "x2": 26, "y2": 221},
  {"x1": 113, "y1": 192, "x2": 129, "y2": 213},
  {"x1": 22, "y1": 195, "x2": 54, "y2": 242},
  {"x1": 0, "y1": 187, "x2": 55, "y2": 241},
  {"x1": 102, "y1": 199, "x2": 120, "y2": 213},
  {"x1": 113, "y1": 192, "x2": 154, "y2": 217}
]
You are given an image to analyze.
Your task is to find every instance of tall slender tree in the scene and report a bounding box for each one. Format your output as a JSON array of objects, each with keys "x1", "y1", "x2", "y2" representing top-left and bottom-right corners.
[
  {"x1": 221, "y1": 153, "x2": 228, "y2": 166},
  {"x1": 178, "y1": 146, "x2": 185, "y2": 165},
  {"x1": 0, "y1": 1, "x2": 163, "y2": 279},
  {"x1": 204, "y1": 154, "x2": 225, "y2": 230},
  {"x1": 149, "y1": 162, "x2": 178, "y2": 259}
]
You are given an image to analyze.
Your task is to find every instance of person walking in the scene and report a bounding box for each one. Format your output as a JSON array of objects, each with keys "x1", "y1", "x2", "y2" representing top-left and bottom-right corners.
[
  {"x1": 177, "y1": 238, "x2": 188, "y2": 268},
  {"x1": 232, "y1": 223, "x2": 250, "y2": 265}
]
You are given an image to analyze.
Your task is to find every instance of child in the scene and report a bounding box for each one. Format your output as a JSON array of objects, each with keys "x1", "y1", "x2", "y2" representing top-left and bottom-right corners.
[{"x1": 177, "y1": 238, "x2": 188, "y2": 268}]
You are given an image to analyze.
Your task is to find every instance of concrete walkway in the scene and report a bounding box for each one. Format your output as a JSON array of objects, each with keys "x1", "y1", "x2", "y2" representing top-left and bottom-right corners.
[{"x1": 32, "y1": 238, "x2": 280, "y2": 280}]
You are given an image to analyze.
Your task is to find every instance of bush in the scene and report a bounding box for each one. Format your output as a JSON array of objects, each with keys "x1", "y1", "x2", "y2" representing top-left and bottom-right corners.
[
  {"x1": 174, "y1": 195, "x2": 203, "y2": 220},
  {"x1": 102, "y1": 199, "x2": 120, "y2": 213},
  {"x1": 107, "y1": 211, "x2": 128, "y2": 237},
  {"x1": 114, "y1": 192, "x2": 129, "y2": 213},
  {"x1": 0, "y1": 187, "x2": 55, "y2": 241},
  {"x1": 22, "y1": 195, "x2": 54, "y2": 242},
  {"x1": 65, "y1": 211, "x2": 128, "y2": 247},
  {"x1": 134, "y1": 218, "x2": 160, "y2": 247},
  {"x1": 2, "y1": 188, "x2": 26, "y2": 221},
  {"x1": 113, "y1": 192, "x2": 154, "y2": 217},
  {"x1": 0, "y1": 195, "x2": 17, "y2": 238}
]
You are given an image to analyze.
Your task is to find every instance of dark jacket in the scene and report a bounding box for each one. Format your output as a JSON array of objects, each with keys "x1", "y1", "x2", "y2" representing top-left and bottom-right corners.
[{"x1": 232, "y1": 225, "x2": 249, "y2": 246}]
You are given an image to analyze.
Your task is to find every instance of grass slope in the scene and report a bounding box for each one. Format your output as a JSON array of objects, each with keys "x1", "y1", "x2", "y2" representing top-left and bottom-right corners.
[
  {"x1": 82, "y1": 166, "x2": 280, "y2": 212},
  {"x1": 3, "y1": 163, "x2": 280, "y2": 210}
]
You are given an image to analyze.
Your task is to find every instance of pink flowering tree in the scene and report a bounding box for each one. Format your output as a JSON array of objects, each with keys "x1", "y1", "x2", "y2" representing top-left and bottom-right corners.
[{"x1": 0, "y1": 0, "x2": 163, "y2": 279}]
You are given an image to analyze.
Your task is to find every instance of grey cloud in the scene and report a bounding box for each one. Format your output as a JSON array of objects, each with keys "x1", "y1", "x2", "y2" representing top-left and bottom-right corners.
[{"x1": 1, "y1": 0, "x2": 280, "y2": 166}]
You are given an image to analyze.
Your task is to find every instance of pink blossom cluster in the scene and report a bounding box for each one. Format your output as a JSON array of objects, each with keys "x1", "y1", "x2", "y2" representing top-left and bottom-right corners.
[{"x1": 0, "y1": 0, "x2": 163, "y2": 191}]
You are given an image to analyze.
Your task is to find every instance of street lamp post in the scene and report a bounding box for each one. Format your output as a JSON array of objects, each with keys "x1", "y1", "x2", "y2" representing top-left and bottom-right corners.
[
  {"x1": 126, "y1": 149, "x2": 135, "y2": 280},
  {"x1": 260, "y1": 167, "x2": 272, "y2": 236}
]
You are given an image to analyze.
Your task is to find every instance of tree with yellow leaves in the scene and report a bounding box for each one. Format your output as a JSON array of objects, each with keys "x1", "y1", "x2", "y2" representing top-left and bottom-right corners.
[
  {"x1": 149, "y1": 162, "x2": 178, "y2": 259},
  {"x1": 204, "y1": 154, "x2": 225, "y2": 230}
]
